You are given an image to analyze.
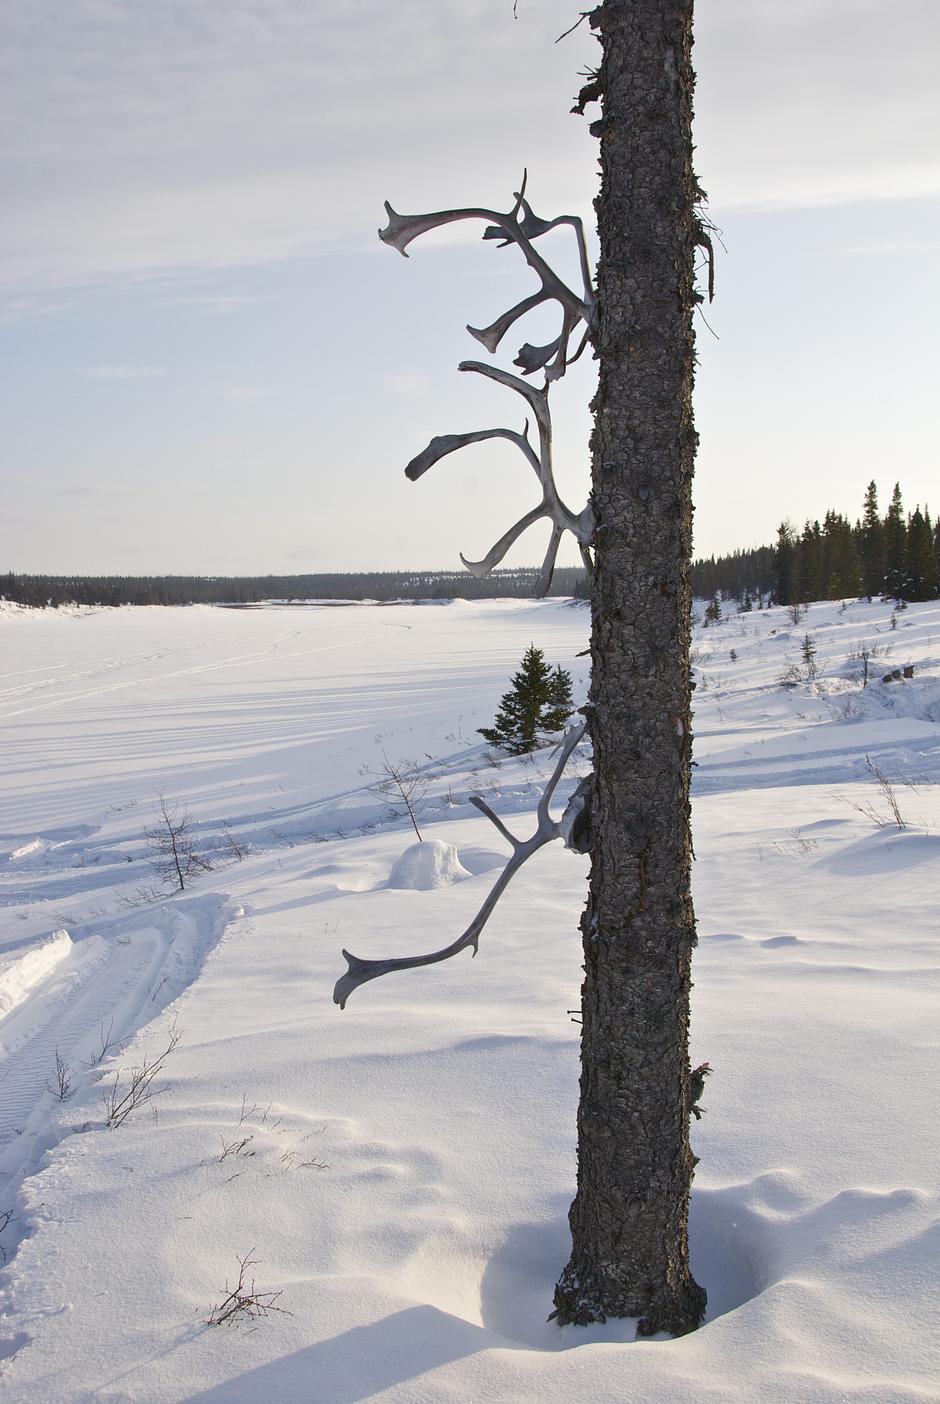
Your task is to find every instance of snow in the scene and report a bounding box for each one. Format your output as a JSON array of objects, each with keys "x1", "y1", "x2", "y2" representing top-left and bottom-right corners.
[
  {"x1": 387, "y1": 840, "x2": 471, "y2": 890},
  {"x1": 0, "y1": 931, "x2": 72, "y2": 1023},
  {"x1": 0, "y1": 596, "x2": 937, "y2": 1402}
]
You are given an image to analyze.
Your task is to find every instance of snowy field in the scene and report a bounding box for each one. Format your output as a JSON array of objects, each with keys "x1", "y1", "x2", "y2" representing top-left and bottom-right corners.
[{"x1": 0, "y1": 595, "x2": 938, "y2": 1402}]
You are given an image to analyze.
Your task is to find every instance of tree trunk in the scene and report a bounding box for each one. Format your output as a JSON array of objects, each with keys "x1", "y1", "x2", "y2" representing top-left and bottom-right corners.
[{"x1": 553, "y1": 0, "x2": 706, "y2": 1337}]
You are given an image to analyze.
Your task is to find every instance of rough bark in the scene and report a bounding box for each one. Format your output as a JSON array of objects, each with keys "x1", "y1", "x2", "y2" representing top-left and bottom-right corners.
[{"x1": 552, "y1": 0, "x2": 706, "y2": 1336}]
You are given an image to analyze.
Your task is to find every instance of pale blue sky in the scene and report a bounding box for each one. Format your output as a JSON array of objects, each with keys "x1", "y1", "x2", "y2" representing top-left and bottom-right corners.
[{"x1": 1, "y1": 1, "x2": 937, "y2": 574}]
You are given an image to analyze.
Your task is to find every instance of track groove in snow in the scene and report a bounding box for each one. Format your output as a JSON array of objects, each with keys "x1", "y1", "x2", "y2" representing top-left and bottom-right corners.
[{"x1": 0, "y1": 895, "x2": 235, "y2": 1214}]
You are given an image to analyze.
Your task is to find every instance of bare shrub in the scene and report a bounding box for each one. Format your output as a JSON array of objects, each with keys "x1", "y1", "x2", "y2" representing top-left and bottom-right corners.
[
  {"x1": 846, "y1": 642, "x2": 882, "y2": 688},
  {"x1": 772, "y1": 828, "x2": 819, "y2": 859},
  {"x1": 366, "y1": 755, "x2": 433, "y2": 840},
  {"x1": 206, "y1": 1249, "x2": 290, "y2": 1326},
  {"x1": 828, "y1": 695, "x2": 862, "y2": 722},
  {"x1": 103, "y1": 1026, "x2": 181, "y2": 1128},
  {"x1": 219, "y1": 825, "x2": 249, "y2": 862},
  {"x1": 117, "y1": 884, "x2": 164, "y2": 910},
  {"x1": 0, "y1": 1208, "x2": 14, "y2": 1262},
  {"x1": 865, "y1": 754, "x2": 906, "y2": 830},
  {"x1": 146, "y1": 794, "x2": 212, "y2": 892},
  {"x1": 832, "y1": 756, "x2": 911, "y2": 830},
  {"x1": 45, "y1": 1049, "x2": 73, "y2": 1101},
  {"x1": 218, "y1": 1134, "x2": 256, "y2": 1163},
  {"x1": 88, "y1": 1018, "x2": 118, "y2": 1067}
]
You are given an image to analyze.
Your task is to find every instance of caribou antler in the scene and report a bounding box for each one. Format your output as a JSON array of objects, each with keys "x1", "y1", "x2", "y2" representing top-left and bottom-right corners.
[
  {"x1": 381, "y1": 179, "x2": 595, "y2": 596},
  {"x1": 333, "y1": 723, "x2": 588, "y2": 1008},
  {"x1": 404, "y1": 362, "x2": 593, "y2": 592},
  {"x1": 379, "y1": 175, "x2": 595, "y2": 362}
]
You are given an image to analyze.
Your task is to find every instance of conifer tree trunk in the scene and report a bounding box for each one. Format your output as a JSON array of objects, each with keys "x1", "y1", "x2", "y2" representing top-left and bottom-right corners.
[{"x1": 553, "y1": 0, "x2": 706, "y2": 1336}]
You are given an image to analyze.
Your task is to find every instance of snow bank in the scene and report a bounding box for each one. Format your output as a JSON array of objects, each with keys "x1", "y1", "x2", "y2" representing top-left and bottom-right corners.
[
  {"x1": 387, "y1": 838, "x2": 471, "y2": 890},
  {"x1": 0, "y1": 930, "x2": 72, "y2": 1020}
]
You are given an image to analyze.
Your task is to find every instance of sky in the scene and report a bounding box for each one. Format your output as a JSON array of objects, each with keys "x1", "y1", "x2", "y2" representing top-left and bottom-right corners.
[{"x1": 1, "y1": 0, "x2": 938, "y2": 577}]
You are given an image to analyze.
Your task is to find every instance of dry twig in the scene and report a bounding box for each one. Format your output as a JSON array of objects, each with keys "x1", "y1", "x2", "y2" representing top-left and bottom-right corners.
[
  {"x1": 103, "y1": 1026, "x2": 181, "y2": 1128},
  {"x1": 206, "y1": 1249, "x2": 290, "y2": 1326}
]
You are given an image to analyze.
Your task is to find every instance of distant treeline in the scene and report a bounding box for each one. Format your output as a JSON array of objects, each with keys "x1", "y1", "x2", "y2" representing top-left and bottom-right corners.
[
  {"x1": 1, "y1": 566, "x2": 589, "y2": 610},
  {"x1": 7, "y1": 483, "x2": 938, "y2": 611},
  {"x1": 690, "y1": 482, "x2": 940, "y2": 607}
]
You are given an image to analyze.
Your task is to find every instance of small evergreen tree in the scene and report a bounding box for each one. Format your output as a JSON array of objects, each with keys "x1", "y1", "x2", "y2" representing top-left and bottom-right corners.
[
  {"x1": 901, "y1": 506, "x2": 939, "y2": 601},
  {"x1": 860, "y1": 481, "x2": 885, "y2": 599},
  {"x1": 774, "y1": 521, "x2": 796, "y2": 605},
  {"x1": 799, "y1": 519, "x2": 823, "y2": 602},
  {"x1": 883, "y1": 482, "x2": 907, "y2": 598},
  {"x1": 478, "y1": 645, "x2": 574, "y2": 754},
  {"x1": 800, "y1": 634, "x2": 818, "y2": 680}
]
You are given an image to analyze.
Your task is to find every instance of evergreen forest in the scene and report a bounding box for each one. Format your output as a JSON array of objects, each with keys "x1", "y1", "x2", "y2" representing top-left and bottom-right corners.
[
  {"x1": 689, "y1": 481, "x2": 939, "y2": 608},
  {"x1": 0, "y1": 566, "x2": 588, "y2": 610},
  {"x1": 3, "y1": 483, "x2": 937, "y2": 611}
]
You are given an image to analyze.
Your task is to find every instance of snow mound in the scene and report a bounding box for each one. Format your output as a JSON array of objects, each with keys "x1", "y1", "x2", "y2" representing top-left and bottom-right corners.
[
  {"x1": 0, "y1": 929, "x2": 72, "y2": 1020},
  {"x1": 387, "y1": 839, "x2": 471, "y2": 890},
  {"x1": 8, "y1": 838, "x2": 45, "y2": 861}
]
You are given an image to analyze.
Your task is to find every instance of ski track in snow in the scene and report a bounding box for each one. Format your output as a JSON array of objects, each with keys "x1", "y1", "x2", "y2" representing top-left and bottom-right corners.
[
  {"x1": 0, "y1": 895, "x2": 235, "y2": 1249},
  {"x1": 1, "y1": 624, "x2": 416, "y2": 720}
]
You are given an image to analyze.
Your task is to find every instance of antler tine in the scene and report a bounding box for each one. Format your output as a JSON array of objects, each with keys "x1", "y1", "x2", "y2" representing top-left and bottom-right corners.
[
  {"x1": 469, "y1": 794, "x2": 522, "y2": 849},
  {"x1": 467, "y1": 290, "x2": 551, "y2": 355},
  {"x1": 404, "y1": 427, "x2": 540, "y2": 483},
  {"x1": 534, "y1": 522, "x2": 564, "y2": 598},
  {"x1": 335, "y1": 836, "x2": 538, "y2": 1008},
  {"x1": 380, "y1": 201, "x2": 498, "y2": 258},
  {"x1": 380, "y1": 193, "x2": 591, "y2": 351},
  {"x1": 537, "y1": 722, "x2": 587, "y2": 829},
  {"x1": 334, "y1": 724, "x2": 588, "y2": 1009},
  {"x1": 458, "y1": 361, "x2": 550, "y2": 431},
  {"x1": 557, "y1": 214, "x2": 595, "y2": 309},
  {"x1": 546, "y1": 309, "x2": 581, "y2": 383},
  {"x1": 510, "y1": 168, "x2": 528, "y2": 221},
  {"x1": 460, "y1": 504, "x2": 548, "y2": 579},
  {"x1": 446, "y1": 360, "x2": 591, "y2": 596}
]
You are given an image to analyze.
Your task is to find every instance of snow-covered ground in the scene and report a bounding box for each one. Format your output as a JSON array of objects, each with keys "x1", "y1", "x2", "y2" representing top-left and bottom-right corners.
[{"x1": 0, "y1": 596, "x2": 937, "y2": 1402}]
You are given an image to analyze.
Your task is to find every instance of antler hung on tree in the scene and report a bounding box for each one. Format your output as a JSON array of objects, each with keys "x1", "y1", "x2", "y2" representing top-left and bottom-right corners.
[
  {"x1": 380, "y1": 177, "x2": 595, "y2": 596},
  {"x1": 333, "y1": 723, "x2": 588, "y2": 1008},
  {"x1": 332, "y1": 180, "x2": 597, "y2": 1009}
]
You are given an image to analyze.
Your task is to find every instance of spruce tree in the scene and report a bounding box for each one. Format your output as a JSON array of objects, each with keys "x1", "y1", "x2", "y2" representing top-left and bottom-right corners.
[
  {"x1": 884, "y1": 483, "x2": 907, "y2": 598},
  {"x1": 775, "y1": 521, "x2": 796, "y2": 604},
  {"x1": 801, "y1": 634, "x2": 818, "y2": 680},
  {"x1": 902, "y1": 507, "x2": 939, "y2": 601},
  {"x1": 478, "y1": 645, "x2": 574, "y2": 755},
  {"x1": 553, "y1": 0, "x2": 707, "y2": 1336},
  {"x1": 860, "y1": 481, "x2": 885, "y2": 599},
  {"x1": 542, "y1": 664, "x2": 576, "y2": 734},
  {"x1": 799, "y1": 519, "x2": 823, "y2": 602}
]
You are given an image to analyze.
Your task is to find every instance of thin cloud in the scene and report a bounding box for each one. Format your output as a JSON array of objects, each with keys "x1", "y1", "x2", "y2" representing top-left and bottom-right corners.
[
  {"x1": 383, "y1": 374, "x2": 428, "y2": 395},
  {"x1": 5, "y1": 1, "x2": 937, "y2": 293},
  {"x1": 166, "y1": 294, "x2": 273, "y2": 313},
  {"x1": 218, "y1": 384, "x2": 274, "y2": 404},
  {"x1": 79, "y1": 365, "x2": 167, "y2": 379}
]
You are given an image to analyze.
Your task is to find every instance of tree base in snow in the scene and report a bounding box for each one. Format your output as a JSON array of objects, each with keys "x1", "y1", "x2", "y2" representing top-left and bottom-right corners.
[{"x1": 551, "y1": 1264, "x2": 706, "y2": 1337}]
